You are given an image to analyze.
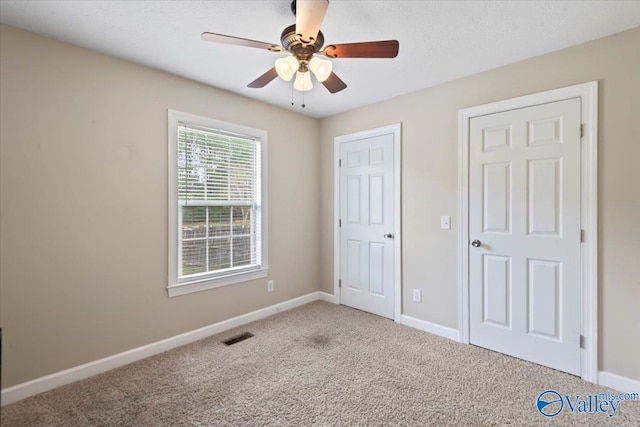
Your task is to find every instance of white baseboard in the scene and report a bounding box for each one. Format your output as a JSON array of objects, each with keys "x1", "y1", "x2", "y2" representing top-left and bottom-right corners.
[
  {"x1": 401, "y1": 315, "x2": 460, "y2": 342},
  {"x1": 318, "y1": 291, "x2": 336, "y2": 303},
  {"x1": 1, "y1": 291, "x2": 327, "y2": 406},
  {"x1": 598, "y1": 371, "x2": 640, "y2": 394}
]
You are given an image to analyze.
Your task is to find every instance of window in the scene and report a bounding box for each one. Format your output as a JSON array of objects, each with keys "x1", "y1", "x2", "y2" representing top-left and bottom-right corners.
[{"x1": 168, "y1": 110, "x2": 267, "y2": 297}]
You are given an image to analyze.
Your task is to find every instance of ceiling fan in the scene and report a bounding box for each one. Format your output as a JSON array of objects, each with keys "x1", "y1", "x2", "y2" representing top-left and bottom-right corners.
[{"x1": 201, "y1": 0, "x2": 399, "y2": 94}]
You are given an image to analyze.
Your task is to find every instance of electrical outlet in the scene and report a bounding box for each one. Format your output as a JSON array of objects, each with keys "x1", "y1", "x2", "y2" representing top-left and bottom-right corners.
[
  {"x1": 412, "y1": 289, "x2": 422, "y2": 303},
  {"x1": 267, "y1": 280, "x2": 274, "y2": 292},
  {"x1": 441, "y1": 215, "x2": 451, "y2": 230}
]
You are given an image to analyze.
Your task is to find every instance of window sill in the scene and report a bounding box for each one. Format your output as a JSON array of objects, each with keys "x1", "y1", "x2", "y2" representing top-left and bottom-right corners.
[{"x1": 167, "y1": 268, "x2": 269, "y2": 297}]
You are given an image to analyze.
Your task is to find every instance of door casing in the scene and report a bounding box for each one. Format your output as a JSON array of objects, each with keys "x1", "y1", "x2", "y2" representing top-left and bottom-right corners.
[
  {"x1": 333, "y1": 123, "x2": 402, "y2": 322},
  {"x1": 457, "y1": 82, "x2": 598, "y2": 382}
]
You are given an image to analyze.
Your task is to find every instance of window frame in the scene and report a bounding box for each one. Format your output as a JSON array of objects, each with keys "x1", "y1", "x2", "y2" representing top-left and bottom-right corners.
[{"x1": 167, "y1": 110, "x2": 268, "y2": 297}]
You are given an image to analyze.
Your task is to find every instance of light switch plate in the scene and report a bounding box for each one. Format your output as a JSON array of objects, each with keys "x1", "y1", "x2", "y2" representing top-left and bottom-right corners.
[{"x1": 441, "y1": 215, "x2": 451, "y2": 230}]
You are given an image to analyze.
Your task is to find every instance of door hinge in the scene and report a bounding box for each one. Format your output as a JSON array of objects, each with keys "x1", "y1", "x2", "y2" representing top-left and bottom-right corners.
[
  {"x1": 339, "y1": 219, "x2": 342, "y2": 227},
  {"x1": 339, "y1": 279, "x2": 342, "y2": 288},
  {"x1": 580, "y1": 335, "x2": 585, "y2": 349},
  {"x1": 580, "y1": 229, "x2": 585, "y2": 243},
  {"x1": 339, "y1": 159, "x2": 342, "y2": 167},
  {"x1": 580, "y1": 124, "x2": 584, "y2": 138}
]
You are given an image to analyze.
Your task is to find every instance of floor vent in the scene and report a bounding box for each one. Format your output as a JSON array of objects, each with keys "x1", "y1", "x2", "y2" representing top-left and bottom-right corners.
[{"x1": 223, "y1": 332, "x2": 254, "y2": 346}]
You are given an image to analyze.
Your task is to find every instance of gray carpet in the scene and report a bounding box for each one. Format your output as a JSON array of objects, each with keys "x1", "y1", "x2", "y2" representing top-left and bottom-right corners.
[{"x1": 1, "y1": 301, "x2": 639, "y2": 426}]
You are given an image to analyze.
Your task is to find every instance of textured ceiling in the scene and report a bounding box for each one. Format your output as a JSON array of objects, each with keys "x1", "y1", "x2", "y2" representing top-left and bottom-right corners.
[{"x1": 1, "y1": 1, "x2": 639, "y2": 118}]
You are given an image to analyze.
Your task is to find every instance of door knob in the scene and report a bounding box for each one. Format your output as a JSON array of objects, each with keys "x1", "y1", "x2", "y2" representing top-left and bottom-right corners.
[
  {"x1": 471, "y1": 240, "x2": 481, "y2": 247},
  {"x1": 384, "y1": 233, "x2": 394, "y2": 239}
]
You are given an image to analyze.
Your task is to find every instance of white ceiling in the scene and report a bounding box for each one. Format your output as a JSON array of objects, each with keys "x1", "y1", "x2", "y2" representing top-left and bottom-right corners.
[{"x1": 1, "y1": 1, "x2": 639, "y2": 118}]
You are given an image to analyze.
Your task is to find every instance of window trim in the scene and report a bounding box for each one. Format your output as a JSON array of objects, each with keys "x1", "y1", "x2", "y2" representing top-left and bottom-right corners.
[{"x1": 167, "y1": 110, "x2": 268, "y2": 297}]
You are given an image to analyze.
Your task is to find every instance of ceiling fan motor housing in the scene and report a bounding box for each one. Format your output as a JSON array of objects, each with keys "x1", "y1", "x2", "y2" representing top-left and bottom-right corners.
[{"x1": 281, "y1": 24, "x2": 324, "y2": 71}]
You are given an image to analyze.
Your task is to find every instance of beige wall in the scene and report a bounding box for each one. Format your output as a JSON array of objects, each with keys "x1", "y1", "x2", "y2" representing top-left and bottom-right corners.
[
  {"x1": 319, "y1": 27, "x2": 640, "y2": 381},
  {"x1": 1, "y1": 23, "x2": 638, "y2": 389},
  {"x1": 0, "y1": 25, "x2": 320, "y2": 388}
]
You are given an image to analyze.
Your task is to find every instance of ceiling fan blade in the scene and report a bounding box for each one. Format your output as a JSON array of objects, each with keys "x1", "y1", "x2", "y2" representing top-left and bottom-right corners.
[
  {"x1": 321, "y1": 72, "x2": 347, "y2": 94},
  {"x1": 248, "y1": 67, "x2": 279, "y2": 88},
  {"x1": 296, "y1": 0, "x2": 329, "y2": 45},
  {"x1": 322, "y1": 40, "x2": 399, "y2": 58},
  {"x1": 201, "y1": 32, "x2": 284, "y2": 52}
]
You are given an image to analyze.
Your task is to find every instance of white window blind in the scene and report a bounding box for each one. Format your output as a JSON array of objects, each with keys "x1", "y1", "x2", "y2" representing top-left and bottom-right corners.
[
  {"x1": 168, "y1": 111, "x2": 268, "y2": 297},
  {"x1": 169, "y1": 115, "x2": 266, "y2": 293}
]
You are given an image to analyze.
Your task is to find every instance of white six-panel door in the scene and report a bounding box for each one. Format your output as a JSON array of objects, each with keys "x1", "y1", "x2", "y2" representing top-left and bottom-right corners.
[
  {"x1": 340, "y1": 134, "x2": 395, "y2": 319},
  {"x1": 469, "y1": 98, "x2": 582, "y2": 375}
]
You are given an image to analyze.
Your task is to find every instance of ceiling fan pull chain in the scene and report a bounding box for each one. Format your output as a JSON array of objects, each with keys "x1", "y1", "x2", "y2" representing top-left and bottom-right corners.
[{"x1": 302, "y1": 77, "x2": 306, "y2": 108}]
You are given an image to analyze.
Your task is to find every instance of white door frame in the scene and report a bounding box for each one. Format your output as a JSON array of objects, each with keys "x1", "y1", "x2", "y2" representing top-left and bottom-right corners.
[
  {"x1": 334, "y1": 123, "x2": 402, "y2": 323},
  {"x1": 457, "y1": 81, "x2": 598, "y2": 382}
]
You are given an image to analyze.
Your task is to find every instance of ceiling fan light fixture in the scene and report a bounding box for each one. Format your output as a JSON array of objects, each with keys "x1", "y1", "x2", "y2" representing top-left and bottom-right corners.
[
  {"x1": 309, "y1": 56, "x2": 333, "y2": 82},
  {"x1": 293, "y1": 70, "x2": 313, "y2": 91},
  {"x1": 275, "y1": 55, "x2": 298, "y2": 81}
]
